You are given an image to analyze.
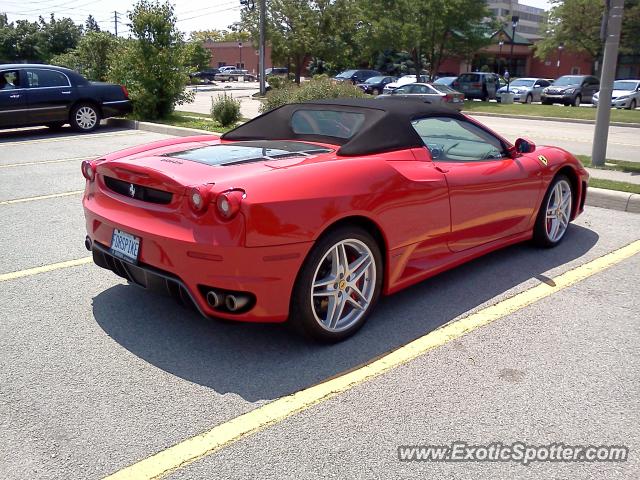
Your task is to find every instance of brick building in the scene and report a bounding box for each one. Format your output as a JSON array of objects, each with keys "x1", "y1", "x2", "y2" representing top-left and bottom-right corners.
[{"x1": 203, "y1": 40, "x2": 274, "y2": 75}]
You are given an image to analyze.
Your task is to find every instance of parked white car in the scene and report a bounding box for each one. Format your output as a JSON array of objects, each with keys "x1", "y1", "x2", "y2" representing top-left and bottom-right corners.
[
  {"x1": 382, "y1": 74, "x2": 428, "y2": 94},
  {"x1": 593, "y1": 79, "x2": 640, "y2": 109}
]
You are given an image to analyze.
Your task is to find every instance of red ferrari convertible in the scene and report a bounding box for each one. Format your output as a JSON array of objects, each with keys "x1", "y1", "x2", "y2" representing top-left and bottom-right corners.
[{"x1": 82, "y1": 98, "x2": 588, "y2": 341}]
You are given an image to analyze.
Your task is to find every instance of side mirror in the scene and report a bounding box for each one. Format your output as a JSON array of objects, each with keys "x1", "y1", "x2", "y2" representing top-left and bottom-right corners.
[{"x1": 515, "y1": 137, "x2": 536, "y2": 154}]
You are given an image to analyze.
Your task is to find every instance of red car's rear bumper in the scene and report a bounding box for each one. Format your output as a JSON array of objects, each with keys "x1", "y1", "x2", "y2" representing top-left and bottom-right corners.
[{"x1": 83, "y1": 189, "x2": 312, "y2": 323}]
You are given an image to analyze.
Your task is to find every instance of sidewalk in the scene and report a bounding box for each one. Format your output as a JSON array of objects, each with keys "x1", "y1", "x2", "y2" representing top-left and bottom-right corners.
[{"x1": 587, "y1": 167, "x2": 640, "y2": 185}]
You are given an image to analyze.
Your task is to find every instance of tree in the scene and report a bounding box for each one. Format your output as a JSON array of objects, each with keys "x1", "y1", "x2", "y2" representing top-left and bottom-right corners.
[
  {"x1": 184, "y1": 40, "x2": 212, "y2": 71},
  {"x1": 85, "y1": 15, "x2": 101, "y2": 32},
  {"x1": 39, "y1": 14, "x2": 83, "y2": 59},
  {"x1": 0, "y1": 14, "x2": 19, "y2": 62},
  {"x1": 108, "y1": 0, "x2": 193, "y2": 119},
  {"x1": 189, "y1": 28, "x2": 251, "y2": 43},
  {"x1": 51, "y1": 31, "x2": 119, "y2": 81},
  {"x1": 535, "y1": 0, "x2": 640, "y2": 68}
]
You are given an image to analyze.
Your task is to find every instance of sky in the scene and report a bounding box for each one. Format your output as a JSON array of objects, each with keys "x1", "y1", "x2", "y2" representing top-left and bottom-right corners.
[{"x1": 1, "y1": 0, "x2": 553, "y2": 36}]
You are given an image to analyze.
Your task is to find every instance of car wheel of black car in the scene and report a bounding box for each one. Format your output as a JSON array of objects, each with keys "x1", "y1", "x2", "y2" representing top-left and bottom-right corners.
[
  {"x1": 290, "y1": 226, "x2": 383, "y2": 342},
  {"x1": 628, "y1": 99, "x2": 637, "y2": 110},
  {"x1": 572, "y1": 95, "x2": 581, "y2": 107},
  {"x1": 70, "y1": 103, "x2": 100, "y2": 132},
  {"x1": 372, "y1": 88, "x2": 380, "y2": 95},
  {"x1": 525, "y1": 94, "x2": 533, "y2": 104},
  {"x1": 533, "y1": 174, "x2": 573, "y2": 248}
]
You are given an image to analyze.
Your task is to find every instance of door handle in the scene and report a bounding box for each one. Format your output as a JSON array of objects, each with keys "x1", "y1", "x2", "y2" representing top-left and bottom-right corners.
[
  {"x1": 61, "y1": 91, "x2": 71, "y2": 95},
  {"x1": 9, "y1": 94, "x2": 20, "y2": 99}
]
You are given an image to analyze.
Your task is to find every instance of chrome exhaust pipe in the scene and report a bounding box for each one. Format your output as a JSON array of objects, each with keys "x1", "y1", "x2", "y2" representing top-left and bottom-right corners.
[
  {"x1": 84, "y1": 235, "x2": 92, "y2": 251},
  {"x1": 225, "y1": 294, "x2": 249, "y2": 312},
  {"x1": 206, "y1": 290, "x2": 222, "y2": 308}
]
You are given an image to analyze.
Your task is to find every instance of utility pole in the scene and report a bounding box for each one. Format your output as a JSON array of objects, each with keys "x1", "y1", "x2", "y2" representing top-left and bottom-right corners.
[
  {"x1": 591, "y1": 0, "x2": 625, "y2": 167},
  {"x1": 259, "y1": 0, "x2": 266, "y2": 96},
  {"x1": 114, "y1": 11, "x2": 120, "y2": 37}
]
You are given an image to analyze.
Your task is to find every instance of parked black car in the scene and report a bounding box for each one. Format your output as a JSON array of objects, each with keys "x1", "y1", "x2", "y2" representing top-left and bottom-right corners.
[
  {"x1": 541, "y1": 75, "x2": 600, "y2": 107},
  {"x1": 0, "y1": 64, "x2": 131, "y2": 132},
  {"x1": 190, "y1": 68, "x2": 220, "y2": 82},
  {"x1": 356, "y1": 75, "x2": 396, "y2": 95},
  {"x1": 333, "y1": 69, "x2": 381, "y2": 85}
]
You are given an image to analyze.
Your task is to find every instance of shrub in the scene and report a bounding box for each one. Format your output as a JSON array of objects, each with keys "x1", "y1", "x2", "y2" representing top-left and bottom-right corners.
[
  {"x1": 260, "y1": 76, "x2": 366, "y2": 113},
  {"x1": 211, "y1": 93, "x2": 242, "y2": 127}
]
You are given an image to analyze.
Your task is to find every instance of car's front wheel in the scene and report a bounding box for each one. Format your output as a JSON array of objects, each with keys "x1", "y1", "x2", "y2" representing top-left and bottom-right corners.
[
  {"x1": 525, "y1": 93, "x2": 533, "y2": 104},
  {"x1": 290, "y1": 226, "x2": 383, "y2": 342},
  {"x1": 533, "y1": 174, "x2": 573, "y2": 248},
  {"x1": 628, "y1": 99, "x2": 637, "y2": 110},
  {"x1": 70, "y1": 103, "x2": 100, "y2": 132},
  {"x1": 572, "y1": 95, "x2": 581, "y2": 107}
]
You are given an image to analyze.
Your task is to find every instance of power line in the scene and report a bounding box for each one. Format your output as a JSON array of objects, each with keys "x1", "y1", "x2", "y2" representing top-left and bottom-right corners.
[{"x1": 176, "y1": 5, "x2": 240, "y2": 23}]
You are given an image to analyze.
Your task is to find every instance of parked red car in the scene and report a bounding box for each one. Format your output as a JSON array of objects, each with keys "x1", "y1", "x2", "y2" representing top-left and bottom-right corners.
[{"x1": 82, "y1": 98, "x2": 588, "y2": 341}]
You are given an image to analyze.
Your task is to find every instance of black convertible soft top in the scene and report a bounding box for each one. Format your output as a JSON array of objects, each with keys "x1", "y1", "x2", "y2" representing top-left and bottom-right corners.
[{"x1": 221, "y1": 98, "x2": 466, "y2": 156}]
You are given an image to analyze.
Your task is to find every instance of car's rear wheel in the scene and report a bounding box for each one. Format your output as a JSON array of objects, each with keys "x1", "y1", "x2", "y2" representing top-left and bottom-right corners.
[
  {"x1": 533, "y1": 174, "x2": 573, "y2": 248},
  {"x1": 290, "y1": 226, "x2": 383, "y2": 342},
  {"x1": 70, "y1": 103, "x2": 100, "y2": 132}
]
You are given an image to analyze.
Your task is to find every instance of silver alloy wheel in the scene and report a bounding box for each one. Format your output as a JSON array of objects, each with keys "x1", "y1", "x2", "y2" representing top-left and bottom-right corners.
[
  {"x1": 545, "y1": 179, "x2": 572, "y2": 242},
  {"x1": 310, "y1": 239, "x2": 376, "y2": 332},
  {"x1": 75, "y1": 106, "x2": 97, "y2": 130}
]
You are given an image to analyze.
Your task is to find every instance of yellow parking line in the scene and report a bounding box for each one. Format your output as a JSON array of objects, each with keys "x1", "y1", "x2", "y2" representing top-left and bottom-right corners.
[
  {"x1": 0, "y1": 156, "x2": 93, "y2": 168},
  {"x1": 0, "y1": 257, "x2": 93, "y2": 282},
  {"x1": 104, "y1": 239, "x2": 640, "y2": 480},
  {"x1": 0, "y1": 190, "x2": 84, "y2": 205}
]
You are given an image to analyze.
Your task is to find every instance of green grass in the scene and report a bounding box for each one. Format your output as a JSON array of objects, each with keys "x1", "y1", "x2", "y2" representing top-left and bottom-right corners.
[
  {"x1": 588, "y1": 178, "x2": 640, "y2": 194},
  {"x1": 576, "y1": 155, "x2": 640, "y2": 174},
  {"x1": 462, "y1": 101, "x2": 640, "y2": 124},
  {"x1": 153, "y1": 113, "x2": 236, "y2": 134}
]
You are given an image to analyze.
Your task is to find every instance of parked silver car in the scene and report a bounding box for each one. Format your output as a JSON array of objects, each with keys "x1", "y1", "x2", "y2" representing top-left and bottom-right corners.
[
  {"x1": 378, "y1": 82, "x2": 465, "y2": 110},
  {"x1": 593, "y1": 79, "x2": 640, "y2": 109},
  {"x1": 497, "y1": 77, "x2": 553, "y2": 103}
]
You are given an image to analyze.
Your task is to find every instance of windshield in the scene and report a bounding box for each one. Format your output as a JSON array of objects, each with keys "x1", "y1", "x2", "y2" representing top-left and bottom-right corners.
[
  {"x1": 365, "y1": 76, "x2": 385, "y2": 84},
  {"x1": 613, "y1": 80, "x2": 639, "y2": 90},
  {"x1": 510, "y1": 79, "x2": 535, "y2": 87},
  {"x1": 434, "y1": 77, "x2": 455, "y2": 84},
  {"x1": 554, "y1": 76, "x2": 584, "y2": 86},
  {"x1": 336, "y1": 70, "x2": 357, "y2": 78}
]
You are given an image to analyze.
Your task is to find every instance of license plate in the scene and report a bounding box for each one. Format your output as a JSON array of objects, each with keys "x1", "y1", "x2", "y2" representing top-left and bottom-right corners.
[{"x1": 110, "y1": 229, "x2": 140, "y2": 263}]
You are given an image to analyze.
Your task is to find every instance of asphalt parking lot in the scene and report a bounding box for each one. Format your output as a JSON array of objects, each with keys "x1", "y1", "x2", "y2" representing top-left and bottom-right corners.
[{"x1": 1, "y1": 126, "x2": 639, "y2": 479}]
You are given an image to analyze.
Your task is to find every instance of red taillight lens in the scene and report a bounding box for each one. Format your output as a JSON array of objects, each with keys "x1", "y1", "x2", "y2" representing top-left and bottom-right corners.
[
  {"x1": 121, "y1": 85, "x2": 129, "y2": 98},
  {"x1": 472, "y1": 83, "x2": 481, "y2": 88},
  {"x1": 216, "y1": 190, "x2": 244, "y2": 220},
  {"x1": 188, "y1": 185, "x2": 211, "y2": 213},
  {"x1": 81, "y1": 160, "x2": 96, "y2": 181},
  {"x1": 444, "y1": 94, "x2": 453, "y2": 102}
]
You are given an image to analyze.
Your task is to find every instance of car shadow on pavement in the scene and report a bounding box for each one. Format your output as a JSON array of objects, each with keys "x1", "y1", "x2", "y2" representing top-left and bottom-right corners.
[
  {"x1": 92, "y1": 225, "x2": 598, "y2": 402},
  {"x1": 0, "y1": 124, "x2": 127, "y2": 143}
]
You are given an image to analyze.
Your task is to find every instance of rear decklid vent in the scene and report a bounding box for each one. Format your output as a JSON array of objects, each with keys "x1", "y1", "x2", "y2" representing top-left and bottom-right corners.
[{"x1": 104, "y1": 176, "x2": 173, "y2": 204}]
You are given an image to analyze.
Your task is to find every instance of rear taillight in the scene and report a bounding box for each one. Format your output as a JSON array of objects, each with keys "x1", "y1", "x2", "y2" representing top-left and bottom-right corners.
[
  {"x1": 188, "y1": 185, "x2": 212, "y2": 214},
  {"x1": 444, "y1": 94, "x2": 453, "y2": 102},
  {"x1": 81, "y1": 160, "x2": 96, "y2": 182},
  {"x1": 472, "y1": 83, "x2": 481, "y2": 88},
  {"x1": 216, "y1": 190, "x2": 244, "y2": 220},
  {"x1": 121, "y1": 85, "x2": 129, "y2": 98}
]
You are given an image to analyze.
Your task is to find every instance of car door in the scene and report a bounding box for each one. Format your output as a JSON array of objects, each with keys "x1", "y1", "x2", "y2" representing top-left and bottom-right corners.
[
  {"x1": 24, "y1": 68, "x2": 77, "y2": 125},
  {"x1": 0, "y1": 69, "x2": 28, "y2": 128},
  {"x1": 585, "y1": 77, "x2": 600, "y2": 102},
  {"x1": 411, "y1": 116, "x2": 543, "y2": 252},
  {"x1": 532, "y1": 80, "x2": 548, "y2": 102}
]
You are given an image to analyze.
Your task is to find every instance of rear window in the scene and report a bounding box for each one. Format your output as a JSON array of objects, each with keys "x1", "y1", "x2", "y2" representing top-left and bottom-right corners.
[
  {"x1": 290, "y1": 109, "x2": 366, "y2": 139},
  {"x1": 458, "y1": 73, "x2": 480, "y2": 82}
]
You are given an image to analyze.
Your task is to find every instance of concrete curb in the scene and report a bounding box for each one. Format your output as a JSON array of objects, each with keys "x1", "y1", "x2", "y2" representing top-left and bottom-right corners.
[
  {"x1": 466, "y1": 111, "x2": 640, "y2": 129},
  {"x1": 107, "y1": 119, "x2": 638, "y2": 214},
  {"x1": 106, "y1": 118, "x2": 222, "y2": 137},
  {"x1": 586, "y1": 187, "x2": 640, "y2": 213}
]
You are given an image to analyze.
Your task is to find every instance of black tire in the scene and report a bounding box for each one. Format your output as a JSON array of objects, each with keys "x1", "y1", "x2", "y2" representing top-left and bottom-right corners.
[
  {"x1": 289, "y1": 226, "x2": 383, "y2": 342},
  {"x1": 533, "y1": 174, "x2": 574, "y2": 248},
  {"x1": 572, "y1": 95, "x2": 581, "y2": 107},
  {"x1": 628, "y1": 99, "x2": 637, "y2": 110},
  {"x1": 70, "y1": 103, "x2": 100, "y2": 132},
  {"x1": 524, "y1": 93, "x2": 532, "y2": 104},
  {"x1": 372, "y1": 88, "x2": 380, "y2": 95}
]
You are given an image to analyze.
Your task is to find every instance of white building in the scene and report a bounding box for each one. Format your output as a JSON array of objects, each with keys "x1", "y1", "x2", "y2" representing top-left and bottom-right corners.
[{"x1": 486, "y1": 0, "x2": 547, "y2": 41}]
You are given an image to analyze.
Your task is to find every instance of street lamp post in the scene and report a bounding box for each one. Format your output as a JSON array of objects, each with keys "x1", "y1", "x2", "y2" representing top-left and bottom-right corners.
[
  {"x1": 498, "y1": 40, "x2": 504, "y2": 74},
  {"x1": 557, "y1": 42, "x2": 564, "y2": 77},
  {"x1": 508, "y1": 15, "x2": 519, "y2": 93},
  {"x1": 238, "y1": 42, "x2": 243, "y2": 69}
]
